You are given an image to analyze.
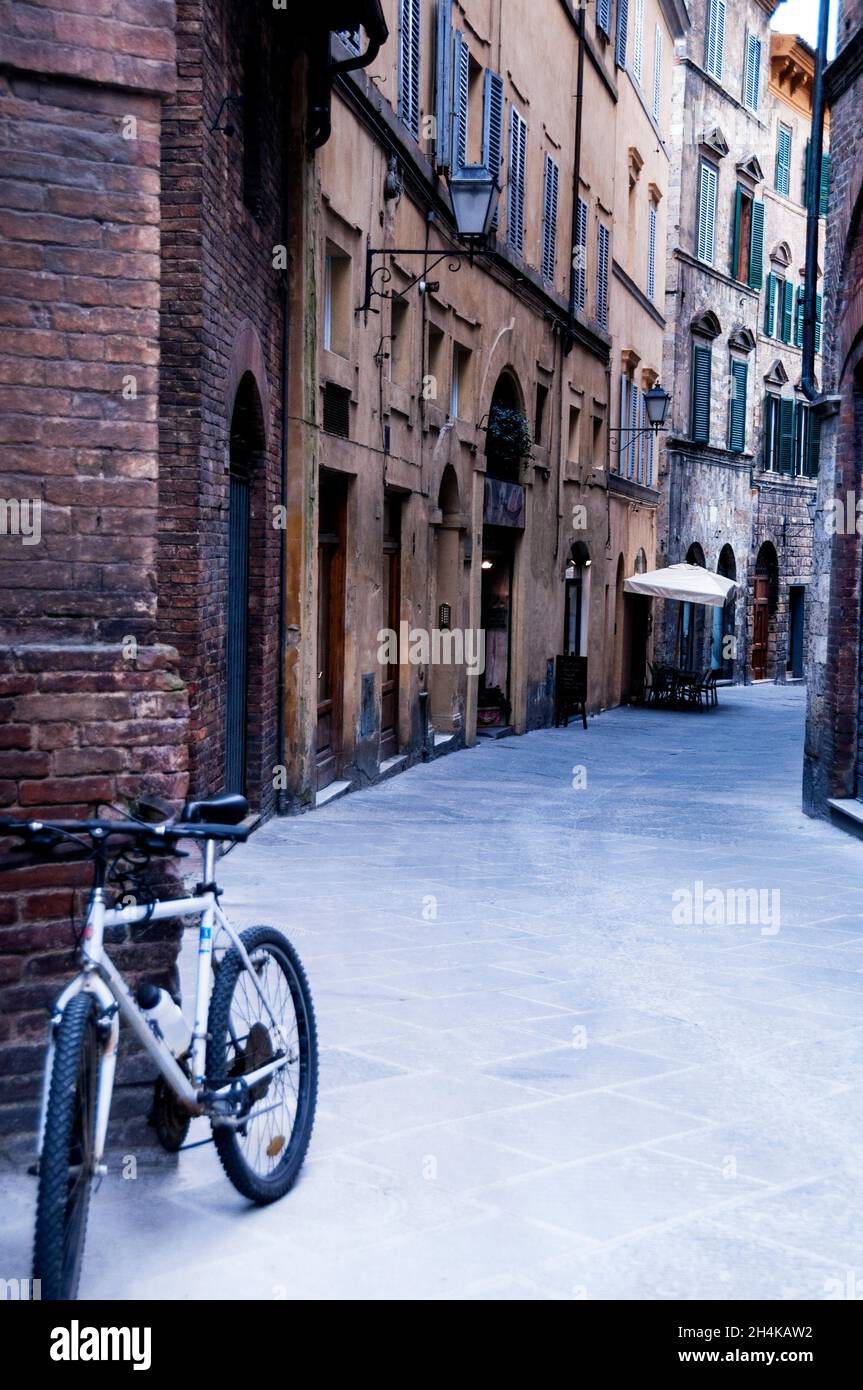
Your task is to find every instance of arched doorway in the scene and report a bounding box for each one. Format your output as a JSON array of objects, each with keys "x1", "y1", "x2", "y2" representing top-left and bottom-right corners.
[
  {"x1": 712, "y1": 545, "x2": 737, "y2": 679},
  {"x1": 225, "y1": 372, "x2": 265, "y2": 795},
  {"x1": 479, "y1": 371, "x2": 526, "y2": 729},
  {"x1": 680, "y1": 543, "x2": 706, "y2": 670},
  {"x1": 752, "y1": 541, "x2": 779, "y2": 681},
  {"x1": 622, "y1": 548, "x2": 650, "y2": 702},
  {"x1": 564, "y1": 540, "x2": 591, "y2": 656},
  {"x1": 431, "y1": 465, "x2": 463, "y2": 732}
]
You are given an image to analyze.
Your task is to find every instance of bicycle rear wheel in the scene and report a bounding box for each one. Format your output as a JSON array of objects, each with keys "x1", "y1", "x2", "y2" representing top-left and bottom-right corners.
[
  {"x1": 33, "y1": 992, "x2": 100, "y2": 1300},
  {"x1": 206, "y1": 926, "x2": 317, "y2": 1204}
]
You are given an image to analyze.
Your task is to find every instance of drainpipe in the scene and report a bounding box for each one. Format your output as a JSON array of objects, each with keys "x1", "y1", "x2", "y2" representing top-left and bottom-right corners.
[
  {"x1": 566, "y1": 5, "x2": 586, "y2": 351},
  {"x1": 801, "y1": 0, "x2": 830, "y2": 401},
  {"x1": 309, "y1": 5, "x2": 389, "y2": 150}
]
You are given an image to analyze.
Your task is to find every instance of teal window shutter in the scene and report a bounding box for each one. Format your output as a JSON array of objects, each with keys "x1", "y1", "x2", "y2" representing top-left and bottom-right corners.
[
  {"x1": 482, "y1": 71, "x2": 504, "y2": 228},
  {"x1": 697, "y1": 161, "x2": 717, "y2": 264},
  {"x1": 778, "y1": 397, "x2": 795, "y2": 474},
  {"x1": 749, "y1": 200, "x2": 764, "y2": 288},
  {"x1": 728, "y1": 359, "x2": 748, "y2": 453},
  {"x1": 775, "y1": 123, "x2": 792, "y2": 195},
  {"x1": 615, "y1": 0, "x2": 629, "y2": 68},
  {"x1": 398, "y1": 0, "x2": 422, "y2": 140},
  {"x1": 691, "y1": 343, "x2": 712, "y2": 443},
  {"x1": 820, "y1": 153, "x2": 830, "y2": 216},
  {"x1": 764, "y1": 271, "x2": 776, "y2": 336},
  {"x1": 808, "y1": 409, "x2": 821, "y2": 477},
  {"x1": 815, "y1": 293, "x2": 823, "y2": 353},
  {"x1": 795, "y1": 287, "x2": 804, "y2": 347},
  {"x1": 731, "y1": 184, "x2": 742, "y2": 277},
  {"x1": 434, "y1": 0, "x2": 453, "y2": 170},
  {"x1": 781, "y1": 280, "x2": 794, "y2": 343}
]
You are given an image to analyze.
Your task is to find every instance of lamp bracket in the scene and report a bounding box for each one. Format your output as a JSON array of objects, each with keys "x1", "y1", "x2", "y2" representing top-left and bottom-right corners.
[{"x1": 358, "y1": 244, "x2": 488, "y2": 315}]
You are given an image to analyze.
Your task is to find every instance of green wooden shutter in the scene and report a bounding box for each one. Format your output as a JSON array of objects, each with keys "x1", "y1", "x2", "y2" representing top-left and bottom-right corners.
[
  {"x1": 778, "y1": 397, "x2": 795, "y2": 474},
  {"x1": 781, "y1": 280, "x2": 793, "y2": 343},
  {"x1": 691, "y1": 343, "x2": 712, "y2": 443},
  {"x1": 764, "y1": 271, "x2": 776, "y2": 336},
  {"x1": 731, "y1": 184, "x2": 742, "y2": 277},
  {"x1": 749, "y1": 200, "x2": 764, "y2": 288},
  {"x1": 728, "y1": 360, "x2": 748, "y2": 453},
  {"x1": 795, "y1": 287, "x2": 804, "y2": 347},
  {"x1": 815, "y1": 293, "x2": 823, "y2": 354},
  {"x1": 820, "y1": 153, "x2": 829, "y2": 216},
  {"x1": 808, "y1": 409, "x2": 821, "y2": 477}
]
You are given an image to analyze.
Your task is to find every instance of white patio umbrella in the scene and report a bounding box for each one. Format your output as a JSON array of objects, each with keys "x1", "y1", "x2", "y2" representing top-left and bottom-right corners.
[{"x1": 624, "y1": 563, "x2": 737, "y2": 608}]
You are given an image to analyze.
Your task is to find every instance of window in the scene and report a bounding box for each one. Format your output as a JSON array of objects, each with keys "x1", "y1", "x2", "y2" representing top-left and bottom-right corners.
[
  {"x1": 705, "y1": 0, "x2": 726, "y2": 81},
  {"x1": 572, "y1": 197, "x2": 588, "y2": 312},
  {"x1": 427, "y1": 323, "x2": 445, "y2": 403},
  {"x1": 596, "y1": 222, "x2": 610, "y2": 329},
  {"x1": 453, "y1": 32, "x2": 470, "y2": 169},
  {"x1": 398, "y1": 0, "x2": 422, "y2": 140},
  {"x1": 483, "y1": 71, "x2": 505, "y2": 227},
  {"x1": 731, "y1": 185, "x2": 764, "y2": 287},
  {"x1": 652, "y1": 25, "x2": 663, "y2": 121},
  {"x1": 322, "y1": 383, "x2": 351, "y2": 438},
  {"x1": 727, "y1": 359, "x2": 748, "y2": 453},
  {"x1": 764, "y1": 397, "x2": 820, "y2": 476},
  {"x1": 697, "y1": 160, "x2": 718, "y2": 265},
  {"x1": 795, "y1": 285, "x2": 804, "y2": 347},
  {"x1": 596, "y1": 0, "x2": 612, "y2": 39},
  {"x1": 632, "y1": 0, "x2": 645, "y2": 83},
  {"x1": 567, "y1": 402, "x2": 580, "y2": 461},
  {"x1": 507, "y1": 107, "x2": 527, "y2": 256},
  {"x1": 775, "y1": 123, "x2": 792, "y2": 196},
  {"x1": 647, "y1": 199, "x2": 657, "y2": 300},
  {"x1": 816, "y1": 293, "x2": 823, "y2": 354},
  {"x1": 535, "y1": 383, "x2": 550, "y2": 445},
  {"x1": 616, "y1": 0, "x2": 629, "y2": 68},
  {"x1": 765, "y1": 272, "x2": 794, "y2": 343},
  {"x1": 323, "y1": 244, "x2": 351, "y2": 357},
  {"x1": 451, "y1": 344, "x2": 471, "y2": 418},
  {"x1": 690, "y1": 342, "x2": 712, "y2": 443},
  {"x1": 390, "y1": 297, "x2": 410, "y2": 385},
  {"x1": 541, "y1": 154, "x2": 560, "y2": 283},
  {"x1": 743, "y1": 31, "x2": 761, "y2": 112}
]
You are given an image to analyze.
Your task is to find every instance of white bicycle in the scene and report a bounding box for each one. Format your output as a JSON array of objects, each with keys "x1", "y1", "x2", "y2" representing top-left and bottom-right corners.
[{"x1": 0, "y1": 794, "x2": 318, "y2": 1301}]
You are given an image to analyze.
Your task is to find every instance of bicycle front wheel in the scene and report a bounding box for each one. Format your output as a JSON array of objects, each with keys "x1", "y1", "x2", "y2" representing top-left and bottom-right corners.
[
  {"x1": 206, "y1": 926, "x2": 317, "y2": 1204},
  {"x1": 33, "y1": 992, "x2": 100, "y2": 1300}
]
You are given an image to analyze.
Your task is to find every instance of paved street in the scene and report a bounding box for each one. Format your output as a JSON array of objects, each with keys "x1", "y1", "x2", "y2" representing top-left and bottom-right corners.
[{"x1": 4, "y1": 684, "x2": 863, "y2": 1300}]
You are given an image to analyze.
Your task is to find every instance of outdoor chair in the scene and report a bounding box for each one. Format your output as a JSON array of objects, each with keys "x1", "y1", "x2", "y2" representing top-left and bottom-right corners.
[{"x1": 646, "y1": 661, "x2": 673, "y2": 706}]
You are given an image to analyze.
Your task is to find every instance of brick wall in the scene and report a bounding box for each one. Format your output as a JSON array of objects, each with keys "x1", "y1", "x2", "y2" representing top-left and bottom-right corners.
[
  {"x1": 158, "y1": 0, "x2": 290, "y2": 814},
  {"x1": 0, "y1": 3, "x2": 189, "y2": 1153}
]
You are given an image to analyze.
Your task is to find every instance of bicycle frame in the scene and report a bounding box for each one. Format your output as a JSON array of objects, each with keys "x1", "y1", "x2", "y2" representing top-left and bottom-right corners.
[{"x1": 37, "y1": 839, "x2": 291, "y2": 1167}]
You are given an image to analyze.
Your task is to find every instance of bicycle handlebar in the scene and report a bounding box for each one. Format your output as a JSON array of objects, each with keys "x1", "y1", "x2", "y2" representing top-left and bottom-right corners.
[{"x1": 0, "y1": 815, "x2": 249, "y2": 850}]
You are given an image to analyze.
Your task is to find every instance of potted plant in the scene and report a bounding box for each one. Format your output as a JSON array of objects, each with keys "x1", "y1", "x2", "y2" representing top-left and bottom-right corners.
[{"x1": 486, "y1": 406, "x2": 534, "y2": 470}]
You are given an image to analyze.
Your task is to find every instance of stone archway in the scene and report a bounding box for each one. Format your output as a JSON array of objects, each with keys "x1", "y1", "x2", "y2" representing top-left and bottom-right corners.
[
  {"x1": 753, "y1": 541, "x2": 779, "y2": 681},
  {"x1": 713, "y1": 544, "x2": 737, "y2": 680},
  {"x1": 479, "y1": 369, "x2": 528, "y2": 731}
]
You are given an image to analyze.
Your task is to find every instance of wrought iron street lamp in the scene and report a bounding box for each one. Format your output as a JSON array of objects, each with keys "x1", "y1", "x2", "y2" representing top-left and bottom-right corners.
[
  {"x1": 607, "y1": 382, "x2": 672, "y2": 476},
  {"x1": 360, "y1": 167, "x2": 500, "y2": 313}
]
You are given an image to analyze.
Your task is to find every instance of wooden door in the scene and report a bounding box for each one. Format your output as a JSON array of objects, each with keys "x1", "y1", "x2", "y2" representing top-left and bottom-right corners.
[
  {"x1": 752, "y1": 577, "x2": 770, "y2": 680},
  {"x1": 316, "y1": 475, "x2": 346, "y2": 790},
  {"x1": 380, "y1": 495, "x2": 402, "y2": 762}
]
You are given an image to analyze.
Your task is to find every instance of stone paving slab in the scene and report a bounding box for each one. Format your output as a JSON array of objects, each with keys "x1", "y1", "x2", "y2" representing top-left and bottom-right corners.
[{"x1": 2, "y1": 684, "x2": 863, "y2": 1300}]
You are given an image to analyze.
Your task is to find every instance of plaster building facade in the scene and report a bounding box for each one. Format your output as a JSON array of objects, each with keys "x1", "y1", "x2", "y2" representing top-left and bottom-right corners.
[
  {"x1": 803, "y1": 0, "x2": 863, "y2": 833},
  {"x1": 659, "y1": 0, "x2": 824, "y2": 687}
]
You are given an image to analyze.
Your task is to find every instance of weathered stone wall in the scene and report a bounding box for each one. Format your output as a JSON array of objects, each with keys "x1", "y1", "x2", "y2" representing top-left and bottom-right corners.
[{"x1": 803, "y1": 8, "x2": 863, "y2": 814}]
